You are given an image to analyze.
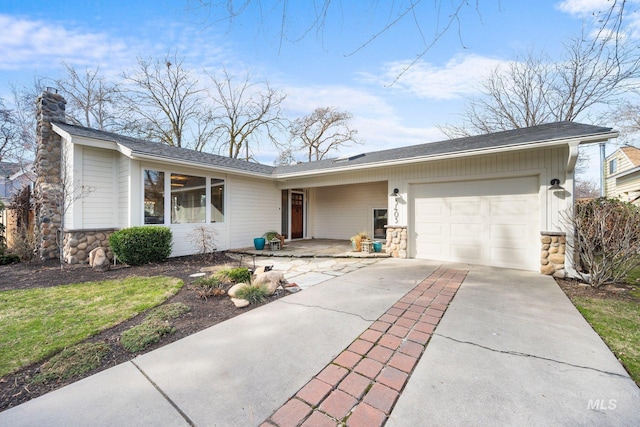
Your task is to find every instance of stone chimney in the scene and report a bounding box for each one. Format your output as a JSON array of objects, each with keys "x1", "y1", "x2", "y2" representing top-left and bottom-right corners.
[{"x1": 33, "y1": 90, "x2": 66, "y2": 260}]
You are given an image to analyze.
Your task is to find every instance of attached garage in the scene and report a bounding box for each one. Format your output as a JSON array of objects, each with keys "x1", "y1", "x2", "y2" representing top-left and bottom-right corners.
[{"x1": 410, "y1": 176, "x2": 540, "y2": 271}]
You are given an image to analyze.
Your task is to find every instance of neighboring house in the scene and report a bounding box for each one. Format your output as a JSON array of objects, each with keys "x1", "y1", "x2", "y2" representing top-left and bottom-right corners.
[
  {"x1": 0, "y1": 162, "x2": 33, "y2": 206},
  {"x1": 603, "y1": 145, "x2": 640, "y2": 205},
  {"x1": 33, "y1": 91, "x2": 618, "y2": 276}
]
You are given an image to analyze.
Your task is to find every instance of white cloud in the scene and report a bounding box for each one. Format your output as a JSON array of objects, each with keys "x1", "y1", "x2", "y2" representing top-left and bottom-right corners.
[
  {"x1": 555, "y1": 0, "x2": 614, "y2": 16},
  {"x1": 360, "y1": 54, "x2": 508, "y2": 100},
  {"x1": 0, "y1": 14, "x2": 130, "y2": 72}
]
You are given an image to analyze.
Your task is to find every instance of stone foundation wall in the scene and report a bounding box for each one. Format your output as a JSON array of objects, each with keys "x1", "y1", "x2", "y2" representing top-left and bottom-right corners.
[
  {"x1": 63, "y1": 229, "x2": 116, "y2": 264},
  {"x1": 540, "y1": 231, "x2": 566, "y2": 278},
  {"x1": 385, "y1": 225, "x2": 407, "y2": 259}
]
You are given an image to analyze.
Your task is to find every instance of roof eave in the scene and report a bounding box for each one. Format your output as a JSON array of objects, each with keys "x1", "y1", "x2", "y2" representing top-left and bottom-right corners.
[
  {"x1": 274, "y1": 131, "x2": 618, "y2": 179},
  {"x1": 127, "y1": 151, "x2": 274, "y2": 179}
]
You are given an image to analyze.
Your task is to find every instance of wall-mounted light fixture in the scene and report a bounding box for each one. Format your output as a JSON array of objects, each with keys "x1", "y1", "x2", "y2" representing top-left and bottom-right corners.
[
  {"x1": 549, "y1": 178, "x2": 563, "y2": 191},
  {"x1": 389, "y1": 188, "x2": 400, "y2": 198}
]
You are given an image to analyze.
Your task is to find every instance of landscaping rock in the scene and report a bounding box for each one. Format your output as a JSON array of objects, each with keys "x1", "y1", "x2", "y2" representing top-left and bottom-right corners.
[
  {"x1": 253, "y1": 270, "x2": 286, "y2": 295},
  {"x1": 231, "y1": 298, "x2": 250, "y2": 308},
  {"x1": 228, "y1": 283, "x2": 249, "y2": 298},
  {"x1": 88, "y1": 247, "x2": 109, "y2": 271}
]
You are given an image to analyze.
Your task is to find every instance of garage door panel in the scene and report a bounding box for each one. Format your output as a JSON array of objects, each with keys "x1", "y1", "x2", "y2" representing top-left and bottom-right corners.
[
  {"x1": 451, "y1": 200, "x2": 480, "y2": 216},
  {"x1": 489, "y1": 224, "x2": 529, "y2": 240},
  {"x1": 451, "y1": 223, "x2": 482, "y2": 239},
  {"x1": 411, "y1": 177, "x2": 539, "y2": 271}
]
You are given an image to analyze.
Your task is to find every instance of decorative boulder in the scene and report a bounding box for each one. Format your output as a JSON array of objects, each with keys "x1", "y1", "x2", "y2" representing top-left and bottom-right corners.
[
  {"x1": 228, "y1": 283, "x2": 249, "y2": 298},
  {"x1": 253, "y1": 270, "x2": 287, "y2": 295},
  {"x1": 88, "y1": 247, "x2": 109, "y2": 271},
  {"x1": 231, "y1": 298, "x2": 250, "y2": 308}
]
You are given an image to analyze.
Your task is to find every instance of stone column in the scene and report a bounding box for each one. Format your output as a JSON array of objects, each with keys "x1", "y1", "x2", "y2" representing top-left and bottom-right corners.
[
  {"x1": 384, "y1": 225, "x2": 408, "y2": 259},
  {"x1": 540, "y1": 231, "x2": 566, "y2": 278},
  {"x1": 33, "y1": 90, "x2": 66, "y2": 260}
]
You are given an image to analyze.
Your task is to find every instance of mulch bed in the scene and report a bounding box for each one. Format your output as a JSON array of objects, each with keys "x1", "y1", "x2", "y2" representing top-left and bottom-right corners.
[{"x1": 0, "y1": 253, "x2": 284, "y2": 412}]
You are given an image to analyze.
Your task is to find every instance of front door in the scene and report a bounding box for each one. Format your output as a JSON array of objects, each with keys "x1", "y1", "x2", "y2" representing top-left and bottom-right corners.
[{"x1": 291, "y1": 192, "x2": 304, "y2": 239}]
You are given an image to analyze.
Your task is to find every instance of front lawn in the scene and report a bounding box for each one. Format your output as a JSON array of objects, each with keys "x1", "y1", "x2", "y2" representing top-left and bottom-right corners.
[
  {"x1": 571, "y1": 296, "x2": 640, "y2": 385},
  {"x1": 0, "y1": 276, "x2": 183, "y2": 377}
]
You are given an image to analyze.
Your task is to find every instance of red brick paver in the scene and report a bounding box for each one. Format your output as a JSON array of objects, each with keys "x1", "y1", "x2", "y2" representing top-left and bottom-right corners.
[{"x1": 264, "y1": 267, "x2": 467, "y2": 427}]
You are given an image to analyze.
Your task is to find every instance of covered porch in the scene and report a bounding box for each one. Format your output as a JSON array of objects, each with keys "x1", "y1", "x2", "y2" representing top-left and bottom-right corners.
[{"x1": 228, "y1": 238, "x2": 390, "y2": 258}]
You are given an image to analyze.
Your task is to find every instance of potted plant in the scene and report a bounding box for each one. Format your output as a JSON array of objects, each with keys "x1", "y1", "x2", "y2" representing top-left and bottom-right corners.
[
  {"x1": 350, "y1": 232, "x2": 368, "y2": 252},
  {"x1": 253, "y1": 236, "x2": 266, "y2": 250}
]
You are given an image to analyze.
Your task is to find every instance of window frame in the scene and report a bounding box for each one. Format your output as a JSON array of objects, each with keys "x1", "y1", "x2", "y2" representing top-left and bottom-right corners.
[{"x1": 142, "y1": 168, "x2": 225, "y2": 225}]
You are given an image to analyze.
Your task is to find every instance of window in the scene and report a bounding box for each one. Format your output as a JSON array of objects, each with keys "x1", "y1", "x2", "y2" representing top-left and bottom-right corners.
[
  {"x1": 144, "y1": 170, "x2": 164, "y2": 224},
  {"x1": 211, "y1": 179, "x2": 225, "y2": 222},
  {"x1": 373, "y1": 209, "x2": 388, "y2": 239},
  {"x1": 609, "y1": 159, "x2": 617, "y2": 174},
  {"x1": 171, "y1": 174, "x2": 206, "y2": 224}
]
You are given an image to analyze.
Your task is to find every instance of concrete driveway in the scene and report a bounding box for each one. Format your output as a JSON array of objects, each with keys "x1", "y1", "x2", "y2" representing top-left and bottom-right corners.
[{"x1": 1, "y1": 259, "x2": 638, "y2": 426}]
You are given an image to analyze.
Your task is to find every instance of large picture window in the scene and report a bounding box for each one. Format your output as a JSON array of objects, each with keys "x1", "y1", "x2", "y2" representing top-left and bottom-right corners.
[
  {"x1": 211, "y1": 179, "x2": 225, "y2": 222},
  {"x1": 144, "y1": 170, "x2": 165, "y2": 224},
  {"x1": 171, "y1": 174, "x2": 206, "y2": 224}
]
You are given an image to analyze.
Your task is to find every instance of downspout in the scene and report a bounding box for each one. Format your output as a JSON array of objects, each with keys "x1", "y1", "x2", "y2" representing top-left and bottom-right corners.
[
  {"x1": 600, "y1": 143, "x2": 606, "y2": 197},
  {"x1": 565, "y1": 141, "x2": 580, "y2": 278}
]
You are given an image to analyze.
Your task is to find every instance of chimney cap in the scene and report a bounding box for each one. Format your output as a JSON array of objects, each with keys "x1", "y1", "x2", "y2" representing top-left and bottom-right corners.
[{"x1": 45, "y1": 87, "x2": 58, "y2": 94}]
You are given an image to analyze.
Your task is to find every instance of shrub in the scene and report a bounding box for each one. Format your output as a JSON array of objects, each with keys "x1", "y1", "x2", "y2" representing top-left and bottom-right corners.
[
  {"x1": 565, "y1": 198, "x2": 640, "y2": 288},
  {"x1": 234, "y1": 284, "x2": 270, "y2": 304},
  {"x1": 192, "y1": 276, "x2": 226, "y2": 299},
  {"x1": 215, "y1": 267, "x2": 251, "y2": 284},
  {"x1": 109, "y1": 226, "x2": 172, "y2": 266},
  {"x1": 146, "y1": 302, "x2": 191, "y2": 321},
  {"x1": 0, "y1": 253, "x2": 20, "y2": 265}
]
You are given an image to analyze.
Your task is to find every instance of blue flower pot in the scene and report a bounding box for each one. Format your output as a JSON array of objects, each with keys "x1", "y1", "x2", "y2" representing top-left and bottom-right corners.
[{"x1": 253, "y1": 237, "x2": 266, "y2": 250}]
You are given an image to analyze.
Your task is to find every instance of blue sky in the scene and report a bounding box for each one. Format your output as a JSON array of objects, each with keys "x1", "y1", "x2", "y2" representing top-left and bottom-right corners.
[{"x1": 0, "y1": 0, "x2": 633, "y2": 177}]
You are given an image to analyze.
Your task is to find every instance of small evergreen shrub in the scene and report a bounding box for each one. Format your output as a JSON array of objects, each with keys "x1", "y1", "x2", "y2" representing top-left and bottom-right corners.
[
  {"x1": 32, "y1": 342, "x2": 110, "y2": 383},
  {"x1": 109, "y1": 226, "x2": 172, "y2": 266}
]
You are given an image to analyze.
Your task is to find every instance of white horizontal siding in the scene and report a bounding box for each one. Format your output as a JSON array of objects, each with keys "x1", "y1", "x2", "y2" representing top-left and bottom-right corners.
[
  {"x1": 311, "y1": 182, "x2": 387, "y2": 239},
  {"x1": 227, "y1": 175, "x2": 280, "y2": 249}
]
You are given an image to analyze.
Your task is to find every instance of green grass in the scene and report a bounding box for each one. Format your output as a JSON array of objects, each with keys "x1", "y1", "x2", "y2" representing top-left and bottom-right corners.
[
  {"x1": 572, "y1": 297, "x2": 640, "y2": 385},
  {"x1": 0, "y1": 276, "x2": 183, "y2": 377}
]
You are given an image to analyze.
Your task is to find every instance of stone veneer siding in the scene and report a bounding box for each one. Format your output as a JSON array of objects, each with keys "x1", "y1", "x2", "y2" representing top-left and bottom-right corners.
[
  {"x1": 33, "y1": 91, "x2": 66, "y2": 260},
  {"x1": 385, "y1": 225, "x2": 407, "y2": 259},
  {"x1": 540, "y1": 231, "x2": 566, "y2": 278},
  {"x1": 63, "y1": 229, "x2": 116, "y2": 265}
]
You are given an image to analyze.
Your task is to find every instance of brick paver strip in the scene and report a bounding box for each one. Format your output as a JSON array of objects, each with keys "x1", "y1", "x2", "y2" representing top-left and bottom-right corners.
[
  {"x1": 347, "y1": 402, "x2": 387, "y2": 427},
  {"x1": 300, "y1": 411, "x2": 336, "y2": 427},
  {"x1": 319, "y1": 389, "x2": 358, "y2": 420},
  {"x1": 316, "y1": 364, "x2": 348, "y2": 387},
  {"x1": 296, "y1": 378, "x2": 333, "y2": 406},
  {"x1": 270, "y1": 399, "x2": 312, "y2": 427},
  {"x1": 264, "y1": 267, "x2": 467, "y2": 427},
  {"x1": 338, "y1": 372, "x2": 372, "y2": 399},
  {"x1": 348, "y1": 338, "x2": 375, "y2": 355}
]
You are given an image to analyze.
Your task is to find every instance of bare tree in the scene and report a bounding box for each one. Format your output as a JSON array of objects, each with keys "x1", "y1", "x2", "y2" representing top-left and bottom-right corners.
[
  {"x1": 441, "y1": 28, "x2": 640, "y2": 138},
  {"x1": 208, "y1": 69, "x2": 286, "y2": 160},
  {"x1": 121, "y1": 53, "x2": 214, "y2": 151},
  {"x1": 290, "y1": 107, "x2": 359, "y2": 162},
  {"x1": 0, "y1": 99, "x2": 19, "y2": 162},
  {"x1": 55, "y1": 62, "x2": 120, "y2": 130},
  {"x1": 607, "y1": 101, "x2": 640, "y2": 144},
  {"x1": 575, "y1": 179, "x2": 600, "y2": 199}
]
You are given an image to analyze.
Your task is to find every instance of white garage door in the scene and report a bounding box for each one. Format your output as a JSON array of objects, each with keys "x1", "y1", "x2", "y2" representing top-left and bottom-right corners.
[{"x1": 411, "y1": 176, "x2": 540, "y2": 271}]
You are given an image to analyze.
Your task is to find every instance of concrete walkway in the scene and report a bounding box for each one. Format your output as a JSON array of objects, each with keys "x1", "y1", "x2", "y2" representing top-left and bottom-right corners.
[{"x1": 1, "y1": 260, "x2": 639, "y2": 426}]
